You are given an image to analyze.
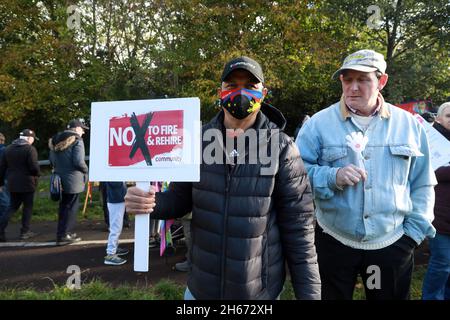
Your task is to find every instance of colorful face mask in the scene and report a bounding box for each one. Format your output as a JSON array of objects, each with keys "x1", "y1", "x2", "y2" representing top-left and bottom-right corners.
[{"x1": 220, "y1": 88, "x2": 264, "y2": 120}]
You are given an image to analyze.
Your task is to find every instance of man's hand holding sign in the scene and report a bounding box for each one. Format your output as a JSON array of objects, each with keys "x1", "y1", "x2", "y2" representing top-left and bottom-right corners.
[
  {"x1": 89, "y1": 98, "x2": 200, "y2": 271},
  {"x1": 124, "y1": 186, "x2": 156, "y2": 214}
]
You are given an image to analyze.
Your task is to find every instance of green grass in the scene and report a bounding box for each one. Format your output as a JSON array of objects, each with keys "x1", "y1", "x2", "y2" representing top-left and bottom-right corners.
[
  {"x1": 0, "y1": 266, "x2": 427, "y2": 300},
  {"x1": 0, "y1": 279, "x2": 183, "y2": 300},
  {"x1": 10, "y1": 178, "x2": 105, "y2": 222}
]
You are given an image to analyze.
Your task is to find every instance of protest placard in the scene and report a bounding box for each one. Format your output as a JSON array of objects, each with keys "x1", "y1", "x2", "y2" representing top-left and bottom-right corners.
[
  {"x1": 89, "y1": 98, "x2": 201, "y2": 271},
  {"x1": 415, "y1": 114, "x2": 450, "y2": 170}
]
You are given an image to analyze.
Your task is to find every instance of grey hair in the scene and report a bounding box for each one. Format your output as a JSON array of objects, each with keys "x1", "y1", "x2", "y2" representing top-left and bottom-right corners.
[{"x1": 437, "y1": 102, "x2": 450, "y2": 117}]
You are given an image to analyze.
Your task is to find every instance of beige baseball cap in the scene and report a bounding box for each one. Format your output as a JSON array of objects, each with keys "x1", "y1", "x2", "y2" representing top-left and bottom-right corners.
[{"x1": 332, "y1": 49, "x2": 387, "y2": 79}]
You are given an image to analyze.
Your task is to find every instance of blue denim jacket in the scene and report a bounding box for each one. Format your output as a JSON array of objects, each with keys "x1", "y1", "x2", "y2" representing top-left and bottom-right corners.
[{"x1": 297, "y1": 98, "x2": 436, "y2": 249}]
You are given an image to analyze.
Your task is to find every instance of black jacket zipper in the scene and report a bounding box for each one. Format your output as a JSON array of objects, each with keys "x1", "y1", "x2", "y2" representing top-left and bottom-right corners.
[{"x1": 220, "y1": 165, "x2": 233, "y2": 298}]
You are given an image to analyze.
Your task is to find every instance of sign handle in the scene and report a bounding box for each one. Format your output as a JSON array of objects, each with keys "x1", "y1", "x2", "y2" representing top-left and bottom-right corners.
[{"x1": 134, "y1": 181, "x2": 151, "y2": 272}]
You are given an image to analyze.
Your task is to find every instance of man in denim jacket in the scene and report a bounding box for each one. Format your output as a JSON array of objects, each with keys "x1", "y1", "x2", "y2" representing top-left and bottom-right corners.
[{"x1": 296, "y1": 49, "x2": 436, "y2": 300}]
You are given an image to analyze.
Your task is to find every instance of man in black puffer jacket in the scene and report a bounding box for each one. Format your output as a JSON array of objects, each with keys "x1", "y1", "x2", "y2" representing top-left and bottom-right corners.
[{"x1": 125, "y1": 57, "x2": 321, "y2": 300}]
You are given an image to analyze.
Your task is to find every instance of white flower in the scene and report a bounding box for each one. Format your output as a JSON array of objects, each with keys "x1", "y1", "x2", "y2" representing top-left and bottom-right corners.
[{"x1": 346, "y1": 132, "x2": 368, "y2": 154}]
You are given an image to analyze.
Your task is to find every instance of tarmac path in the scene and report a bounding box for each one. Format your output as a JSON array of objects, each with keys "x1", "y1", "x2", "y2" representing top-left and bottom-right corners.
[{"x1": 0, "y1": 220, "x2": 187, "y2": 290}]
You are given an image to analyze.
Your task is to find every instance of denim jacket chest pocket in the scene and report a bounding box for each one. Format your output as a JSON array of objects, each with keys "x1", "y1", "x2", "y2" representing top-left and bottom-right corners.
[
  {"x1": 320, "y1": 146, "x2": 348, "y2": 167},
  {"x1": 389, "y1": 144, "x2": 423, "y2": 185}
]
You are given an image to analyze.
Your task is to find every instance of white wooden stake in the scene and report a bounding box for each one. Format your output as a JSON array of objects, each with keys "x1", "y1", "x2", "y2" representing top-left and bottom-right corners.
[{"x1": 134, "y1": 181, "x2": 151, "y2": 272}]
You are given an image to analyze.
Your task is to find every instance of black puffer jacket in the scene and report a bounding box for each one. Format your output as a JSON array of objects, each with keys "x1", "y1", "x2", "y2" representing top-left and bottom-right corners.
[
  {"x1": 153, "y1": 103, "x2": 321, "y2": 300},
  {"x1": 0, "y1": 139, "x2": 40, "y2": 192}
]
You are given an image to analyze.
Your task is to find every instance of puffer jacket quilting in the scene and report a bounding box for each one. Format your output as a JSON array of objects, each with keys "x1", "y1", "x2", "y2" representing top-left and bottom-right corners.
[{"x1": 153, "y1": 104, "x2": 320, "y2": 300}]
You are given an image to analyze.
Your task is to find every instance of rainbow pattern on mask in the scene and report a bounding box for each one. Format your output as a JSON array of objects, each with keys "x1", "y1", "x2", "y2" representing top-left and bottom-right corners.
[{"x1": 220, "y1": 88, "x2": 263, "y2": 105}]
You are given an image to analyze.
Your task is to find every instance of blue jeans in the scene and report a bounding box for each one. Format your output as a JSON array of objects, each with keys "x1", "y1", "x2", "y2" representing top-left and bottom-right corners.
[
  {"x1": 422, "y1": 233, "x2": 450, "y2": 300},
  {"x1": 184, "y1": 287, "x2": 195, "y2": 300}
]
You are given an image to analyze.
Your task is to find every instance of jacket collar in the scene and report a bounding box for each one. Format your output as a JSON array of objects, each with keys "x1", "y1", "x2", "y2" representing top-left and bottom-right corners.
[
  {"x1": 339, "y1": 92, "x2": 390, "y2": 121},
  {"x1": 206, "y1": 104, "x2": 283, "y2": 164},
  {"x1": 11, "y1": 138, "x2": 30, "y2": 146}
]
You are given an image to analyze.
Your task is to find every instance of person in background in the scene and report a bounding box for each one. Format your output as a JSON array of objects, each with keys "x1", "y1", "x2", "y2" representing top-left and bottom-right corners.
[
  {"x1": 174, "y1": 212, "x2": 192, "y2": 272},
  {"x1": 104, "y1": 181, "x2": 129, "y2": 266},
  {"x1": 0, "y1": 129, "x2": 40, "y2": 241},
  {"x1": 100, "y1": 181, "x2": 130, "y2": 232},
  {"x1": 0, "y1": 133, "x2": 10, "y2": 228},
  {"x1": 49, "y1": 119, "x2": 89, "y2": 245},
  {"x1": 422, "y1": 102, "x2": 450, "y2": 300},
  {"x1": 148, "y1": 181, "x2": 162, "y2": 248},
  {"x1": 421, "y1": 112, "x2": 435, "y2": 124},
  {"x1": 294, "y1": 114, "x2": 311, "y2": 140}
]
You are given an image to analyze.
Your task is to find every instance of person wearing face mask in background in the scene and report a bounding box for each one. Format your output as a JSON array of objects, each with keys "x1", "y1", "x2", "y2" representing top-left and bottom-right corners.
[{"x1": 124, "y1": 56, "x2": 320, "y2": 300}]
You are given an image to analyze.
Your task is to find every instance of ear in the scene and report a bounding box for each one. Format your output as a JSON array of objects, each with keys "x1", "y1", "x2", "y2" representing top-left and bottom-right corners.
[
  {"x1": 262, "y1": 87, "x2": 268, "y2": 99},
  {"x1": 378, "y1": 74, "x2": 388, "y2": 90}
]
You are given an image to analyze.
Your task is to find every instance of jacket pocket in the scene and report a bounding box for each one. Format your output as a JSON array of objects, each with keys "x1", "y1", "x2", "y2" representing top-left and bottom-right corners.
[
  {"x1": 389, "y1": 145, "x2": 423, "y2": 185},
  {"x1": 321, "y1": 147, "x2": 348, "y2": 167}
]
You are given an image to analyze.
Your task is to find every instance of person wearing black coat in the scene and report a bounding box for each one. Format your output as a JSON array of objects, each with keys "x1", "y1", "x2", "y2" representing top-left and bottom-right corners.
[
  {"x1": 0, "y1": 129, "x2": 40, "y2": 241},
  {"x1": 125, "y1": 57, "x2": 321, "y2": 300}
]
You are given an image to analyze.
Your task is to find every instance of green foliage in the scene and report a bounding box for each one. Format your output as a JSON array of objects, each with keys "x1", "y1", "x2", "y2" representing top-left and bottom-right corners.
[
  {"x1": 323, "y1": 0, "x2": 450, "y2": 104},
  {"x1": 0, "y1": 0, "x2": 448, "y2": 142}
]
